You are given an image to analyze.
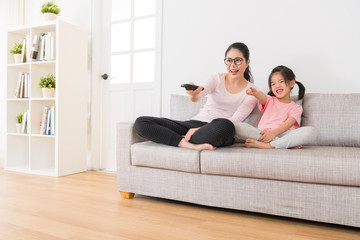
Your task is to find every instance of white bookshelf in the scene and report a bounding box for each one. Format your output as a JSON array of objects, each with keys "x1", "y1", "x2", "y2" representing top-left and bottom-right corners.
[{"x1": 5, "y1": 20, "x2": 88, "y2": 176}]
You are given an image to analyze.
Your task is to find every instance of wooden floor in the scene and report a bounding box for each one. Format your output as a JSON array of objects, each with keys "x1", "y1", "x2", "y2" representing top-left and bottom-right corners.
[{"x1": 0, "y1": 170, "x2": 359, "y2": 240}]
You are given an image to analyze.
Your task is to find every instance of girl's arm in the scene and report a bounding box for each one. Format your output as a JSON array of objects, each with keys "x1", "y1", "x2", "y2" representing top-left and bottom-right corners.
[
  {"x1": 229, "y1": 95, "x2": 257, "y2": 123},
  {"x1": 259, "y1": 117, "x2": 297, "y2": 142},
  {"x1": 246, "y1": 87, "x2": 267, "y2": 105}
]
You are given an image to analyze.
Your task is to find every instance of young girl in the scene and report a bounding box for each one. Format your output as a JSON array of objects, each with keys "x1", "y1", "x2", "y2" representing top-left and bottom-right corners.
[{"x1": 235, "y1": 65, "x2": 317, "y2": 149}]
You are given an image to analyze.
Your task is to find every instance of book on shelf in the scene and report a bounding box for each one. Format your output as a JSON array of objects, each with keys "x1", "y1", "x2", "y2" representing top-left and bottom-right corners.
[
  {"x1": 37, "y1": 32, "x2": 55, "y2": 61},
  {"x1": 26, "y1": 34, "x2": 31, "y2": 62},
  {"x1": 31, "y1": 34, "x2": 40, "y2": 60},
  {"x1": 14, "y1": 72, "x2": 23, "y2": 98},
  {"x1": 15, "y1": 72, "x2": 30, "y2": 98},
  {"x1": 50, "y1": 106, "x2": 55, "y2": 135},
  {"x1": 44, "y1": 33, "x2": 49, "y2": 61},
  {"x1": 24, "y1": 73, "x2": 29, "y2": 98},
  {"x1": 40, "y1": 106, "x2": 49, "y2": 135},
  {"x1": 46, "y1": 108, "x2": 51, "y2": 135},
  {"x1": 20, "y1": 38, "x2": 26, "y2": 63},
  {"x1": 23, "y1": 75, "x2": 28, "y2": 98},
  {"x1": 19, "y1": 74, "x2": 24, "y2": 98},
  {"x1": 26, "y1": 73, "x2": 30, "y2": 97},
  {"x1": 21, "y1": 110, "x2": 29, "y2": 134},
  {"x1": 39, "y1": 33, "x2": 45, "y2": 61},
  {"x1": 40, "y1": 106, "x2": 55, "y2": 135}
]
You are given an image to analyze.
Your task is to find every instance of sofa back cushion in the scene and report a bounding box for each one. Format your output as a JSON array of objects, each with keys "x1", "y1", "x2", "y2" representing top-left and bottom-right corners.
[
  {"x1": 170, "y1": 94, "x2": 300, "y2": 128},
  {"x1": 302, "y1": 93, "x2": 360, "y2": 147},
  {"x1": 170, "y1": 94, "x2": 262, "y2": 125},
  {"x1": 170, "y1": 94, "x2": 207, "y2": 120}
]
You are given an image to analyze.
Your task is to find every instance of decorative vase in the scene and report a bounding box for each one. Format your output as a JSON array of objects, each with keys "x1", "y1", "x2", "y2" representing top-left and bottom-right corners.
[
  {"x1": 13, "y1": 54, "x2": 22, "y2": 64},
  {"x1": 44, "y1": 12, "x2": 57, "y2": 21},
  {"x1": 16, "y1": 123, "x2": 22, "y2": 133},
  {"x1": 41, "y1": 88, "x2": 55, "y2": 98}
]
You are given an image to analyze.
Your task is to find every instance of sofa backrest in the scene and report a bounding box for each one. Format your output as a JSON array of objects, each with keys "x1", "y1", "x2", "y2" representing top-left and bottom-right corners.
[
  {"x1": 170, "y1": 94, "x2": 299, "y2": 128},
  {"x1": 170, "y1": 94, "x2": 207, "y2": 120},
  {"x1": 170, "y1": 93, "x2": 360, "y2": 147},
  {"x1": 302, "y1": 93, "x2": 360, "y2": 147}
]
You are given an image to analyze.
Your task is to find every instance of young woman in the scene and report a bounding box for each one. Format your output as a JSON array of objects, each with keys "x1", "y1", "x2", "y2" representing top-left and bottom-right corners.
[
  {"x1": 134, "y1": 42, "x2": 257, "y2": 150},
  {"x1": 235, "y1": 65, "x2": 318, "y2": 149}
]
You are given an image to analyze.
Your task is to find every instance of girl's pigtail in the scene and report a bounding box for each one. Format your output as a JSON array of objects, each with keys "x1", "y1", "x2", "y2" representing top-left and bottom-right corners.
[{"x1": 296, "y1": 81, "x2": 305, "y2": 100}]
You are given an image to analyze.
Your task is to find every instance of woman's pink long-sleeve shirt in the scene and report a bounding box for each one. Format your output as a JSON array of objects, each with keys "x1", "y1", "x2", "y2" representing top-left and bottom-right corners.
[{"x1": 192, "y1": 73, "x2": 257, "y2": 124}]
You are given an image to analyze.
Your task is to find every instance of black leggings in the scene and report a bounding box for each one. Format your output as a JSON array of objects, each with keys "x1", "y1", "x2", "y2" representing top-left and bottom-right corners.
[{"x1": 134, "y1": 116, "x2": 235, "y2": 147}]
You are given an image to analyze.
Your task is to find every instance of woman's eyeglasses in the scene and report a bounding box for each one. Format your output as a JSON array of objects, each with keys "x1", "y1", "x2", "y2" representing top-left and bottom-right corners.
[{"x1": 224, "y1": 57, "x2": 243, "y2": 66}]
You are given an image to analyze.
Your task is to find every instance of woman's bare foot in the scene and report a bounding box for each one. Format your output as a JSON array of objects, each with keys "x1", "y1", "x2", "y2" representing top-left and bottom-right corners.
[
  {"x1": 178, "y1": 139, "x2": 216, "y2": 151},
  {"x1": 245, "y1": 139, "x2": 274, "y2": 149}
]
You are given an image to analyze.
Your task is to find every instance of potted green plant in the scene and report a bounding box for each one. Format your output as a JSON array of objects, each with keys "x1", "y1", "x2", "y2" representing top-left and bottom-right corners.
[
  {"x1": 41, "y1": 1, "x2": 61, "y2": 21},
  {"x1": 16, "y1": 113, "x2": 23, "y2": 133},
  {"x1": 10, "y1": 43, "x2": 23, "y2": 64},
  {"x1": 39, "y1": 74, "x2": 56, "y2": 98}
]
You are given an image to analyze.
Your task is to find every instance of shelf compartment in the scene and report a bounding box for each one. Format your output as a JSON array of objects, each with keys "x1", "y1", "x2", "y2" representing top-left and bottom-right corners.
[
  {"x1": 30, "y1": 136, "x2": 55, "y2": 174},
  {"x1": 7, "y1": 101, "x2": 30, "y2": 134},
  {"x1": 31, "y1": 25, "x2": 56, "y2": 63},
  {"x1": 30, "y1": 100, "x2": 55, "y2": 135},
  {"x1": 7, "y1": 29, "x2": 30, "y2": 64},
  {"x1": 7, "y1": 65, "x2": 30, "y2": 99},
  {"x1": 6, "y1": 135, "x2": 29, "y2": 169},
  {"x1": 31, "y1": 62, "x2": 56, "y2": 98}
]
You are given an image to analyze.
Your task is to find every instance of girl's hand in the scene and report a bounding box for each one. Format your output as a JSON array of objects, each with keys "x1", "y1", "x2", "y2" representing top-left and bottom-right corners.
[
  {"x1": 184, "y1": 127, "x2": 200, "y2": 142},
  {"x1": 259, "y1": 130, "x2": 276, "y2": 143},
  {"x1": 186, "y1": 82, "x2": 203, "y2": 101},
  {"x1": 246, "y1": 87, "x2": 267, "y2": 105},
  {"x1": 246, "y1": 87, "x2": 258, "y2": 96}
]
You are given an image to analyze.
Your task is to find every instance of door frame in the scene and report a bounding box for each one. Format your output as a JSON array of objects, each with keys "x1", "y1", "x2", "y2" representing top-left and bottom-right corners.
[{"x1": 90, "y1": 0, "x2": 103, "y2": 170}]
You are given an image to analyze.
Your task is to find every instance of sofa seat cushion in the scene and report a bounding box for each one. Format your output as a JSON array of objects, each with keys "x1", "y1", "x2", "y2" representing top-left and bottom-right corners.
[
  {"x1": 131, "y1": 141, "x2": 201, "y2": 173},
  {"x1": 200, "y1": 144, "x2": 360, "y2": 186}
]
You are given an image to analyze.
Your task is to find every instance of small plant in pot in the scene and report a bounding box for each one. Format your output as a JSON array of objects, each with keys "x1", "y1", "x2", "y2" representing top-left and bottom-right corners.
[
  {"x1": 39, "y1": 74, "x2": 56, "y2": 98},
  {"x1": 10, "y1": 43, "x2": 23, "y2": 64},
  {"x1": 41, "y1": 1, "x2": 61, "y2": 21},
  {"x1": 16, "y1": 113, "x2": 23, "y2": 133}
]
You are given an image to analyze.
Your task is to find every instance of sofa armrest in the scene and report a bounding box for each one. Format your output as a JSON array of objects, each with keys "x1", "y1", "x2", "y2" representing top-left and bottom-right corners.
[
  {"x1": 116, "y1": 122, "x2": 147, "y2": 192},
  {"x1": 116, "y1": 121, "x2": 147, "y2": 167}
]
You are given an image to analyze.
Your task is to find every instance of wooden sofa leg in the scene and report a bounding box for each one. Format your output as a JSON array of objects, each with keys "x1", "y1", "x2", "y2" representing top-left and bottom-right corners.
[{"x1": 120, "y1": 191, "x2": 135, "y2": 199}]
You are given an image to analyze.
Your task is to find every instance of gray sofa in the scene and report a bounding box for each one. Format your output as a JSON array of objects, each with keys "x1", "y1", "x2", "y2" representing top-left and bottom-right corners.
[{"x1": 116, "y1": 93, "x2": 360, "y2": 227}]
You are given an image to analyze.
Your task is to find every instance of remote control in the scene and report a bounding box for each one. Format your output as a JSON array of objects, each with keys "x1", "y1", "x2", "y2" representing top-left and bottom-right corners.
[{"x1": 181, "y1": 84, "x2": 204, "y2": 91}]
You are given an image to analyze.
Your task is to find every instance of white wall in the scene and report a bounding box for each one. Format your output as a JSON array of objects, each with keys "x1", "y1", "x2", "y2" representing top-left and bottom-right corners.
[{"x1": 161, "y1": 0, "x2": 360, "y2": 117}]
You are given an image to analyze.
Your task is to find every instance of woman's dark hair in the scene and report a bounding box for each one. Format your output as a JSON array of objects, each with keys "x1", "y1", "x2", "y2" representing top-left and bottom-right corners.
[
  {"x1": 225, "y1": 42, "x2": 253, "y2": 83},
  {"x1": 267, "y1": 65, "x2": 305, "y2": 100}
]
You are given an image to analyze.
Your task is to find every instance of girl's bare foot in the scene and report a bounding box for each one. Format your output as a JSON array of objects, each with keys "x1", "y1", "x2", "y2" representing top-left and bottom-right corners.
[
  {"x1": 245, "y1": 139, "x2": 274, "y2": 149},
  {"x1": 178, "y1": 139, "x2": 216, "y2": 151},
  {"x1": 290, "y1": 145, "x2": 303, "y2": 149}
]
